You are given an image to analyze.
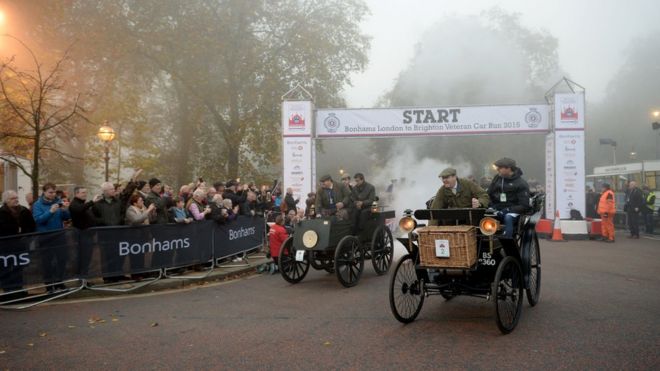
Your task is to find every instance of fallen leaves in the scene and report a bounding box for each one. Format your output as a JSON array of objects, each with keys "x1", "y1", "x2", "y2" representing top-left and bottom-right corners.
[
  {"x1": 150, "y1": 322, "x2": 159, "y2": 327},
  {"x1": 38, "y1": 332, "x2": 47, "y2": 337}
]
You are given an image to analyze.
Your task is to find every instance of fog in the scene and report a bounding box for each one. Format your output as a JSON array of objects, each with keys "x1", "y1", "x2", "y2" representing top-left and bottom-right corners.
[{"x1": 1, "y1": 1, "x2": 658, "y2": 196}]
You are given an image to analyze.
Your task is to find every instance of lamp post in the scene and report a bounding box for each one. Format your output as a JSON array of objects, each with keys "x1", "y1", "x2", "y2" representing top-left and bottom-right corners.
[
  {"x1": 599, "y1": 138, "x2": 617, "y2": 165},
  {"x1": 97, "y1": 122, "x2": 115, "y2": 182}
]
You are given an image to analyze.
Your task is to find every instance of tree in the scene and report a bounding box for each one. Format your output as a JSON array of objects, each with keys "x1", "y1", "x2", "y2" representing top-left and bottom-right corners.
[
  {"x1": 0, "y1": 36, "x2": 86, "y2": 198},
  {"x1": 13, "y1": 0, "x2": 370, "y2": 186}
]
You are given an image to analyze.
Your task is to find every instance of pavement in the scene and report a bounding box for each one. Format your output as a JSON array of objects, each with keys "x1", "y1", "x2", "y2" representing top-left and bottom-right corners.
[
  {"x1": 1, "y1": 253, "x2": 273, "y2": 306},
  {"x1": 0, "y1": 230, "x2": 658, "y2": 370}
]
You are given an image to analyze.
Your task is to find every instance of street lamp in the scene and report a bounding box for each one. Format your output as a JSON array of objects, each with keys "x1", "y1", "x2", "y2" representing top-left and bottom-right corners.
[
  {"x1": 599, "y1": 138, "x2": 617, "y2": 165},
  {"x1": 97, "y1": 122, "x2": 115, "y2": 182},
  {"x1": 652, "y1": 111, "x2": 660, "y2": 159}
]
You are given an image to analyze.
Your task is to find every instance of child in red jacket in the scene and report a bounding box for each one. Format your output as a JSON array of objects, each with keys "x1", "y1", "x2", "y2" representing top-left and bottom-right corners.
[{"x1": 268, "y1": 214, "x2": 288, "y2": 274}]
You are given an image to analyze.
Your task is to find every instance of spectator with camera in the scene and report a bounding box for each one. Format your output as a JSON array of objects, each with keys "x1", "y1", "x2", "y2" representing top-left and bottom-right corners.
[
  {"x1": 145, "y1": 178, "x2": 168, "y2": 224},
  {"x1": 33, "y1": 183, "x2": 70, "y2": 232}
]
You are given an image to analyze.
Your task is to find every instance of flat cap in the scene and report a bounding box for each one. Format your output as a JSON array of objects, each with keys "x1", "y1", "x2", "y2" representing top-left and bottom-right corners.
[
  {"x1": 225, "y1": 179, "x2": 237, "y2": 188},
  {"x1": 494, "y1": 157, "x2": 517, "y2": 169},
  {"x1": 320, "y1": 174, "x2": 332, "y2": 182},
  {"x1": 439, "y1": 168, "x2": 457, "y2": 178},
  {"x1": 148, "y1": 178, "x2": 161, "y2": 188}
]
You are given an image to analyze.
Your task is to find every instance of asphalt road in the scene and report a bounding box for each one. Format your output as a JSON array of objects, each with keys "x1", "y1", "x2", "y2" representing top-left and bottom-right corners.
[{"x1": 1, "y1": 233, "x2": 659, "y2": 370}]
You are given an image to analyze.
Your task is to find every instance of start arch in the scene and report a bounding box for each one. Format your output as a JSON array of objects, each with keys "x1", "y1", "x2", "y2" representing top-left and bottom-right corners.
[{"x1": 280, "y1": 78, "x2": 586, "y2": 221}]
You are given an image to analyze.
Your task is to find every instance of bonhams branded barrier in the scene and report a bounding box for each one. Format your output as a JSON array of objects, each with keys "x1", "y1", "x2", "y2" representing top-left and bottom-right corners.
[{"x1": 0, "y1": 216, "x2": 264, "y2": 290}]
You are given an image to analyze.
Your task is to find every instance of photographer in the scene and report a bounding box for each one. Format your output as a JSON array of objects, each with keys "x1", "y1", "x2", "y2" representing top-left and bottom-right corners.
[{"x1": 32, "y1": 183, "x2": 70, "y2": 232}]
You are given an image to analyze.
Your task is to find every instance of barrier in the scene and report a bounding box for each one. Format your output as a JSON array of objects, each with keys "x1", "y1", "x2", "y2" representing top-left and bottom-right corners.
[{"x1": 0, "y1": 216, "x2": 264, "y2": 307}]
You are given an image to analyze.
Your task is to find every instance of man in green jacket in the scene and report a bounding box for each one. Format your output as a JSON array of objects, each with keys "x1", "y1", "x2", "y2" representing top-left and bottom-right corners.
[
  {"x1": 429, "y1": 168, "x2": 489, "y2": 225},
  {"x1": 315, "y1": 174, "x2": 352, "y2": 218}
]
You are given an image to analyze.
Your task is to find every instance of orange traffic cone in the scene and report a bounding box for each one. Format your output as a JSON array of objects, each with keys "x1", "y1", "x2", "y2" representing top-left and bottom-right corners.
[{"x1": 549, "y1": 210, "x2": 566, "y2": 242}]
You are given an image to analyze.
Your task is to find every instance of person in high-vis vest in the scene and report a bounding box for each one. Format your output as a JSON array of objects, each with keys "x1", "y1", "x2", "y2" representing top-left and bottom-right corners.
[
  {"x1": 643, "y1": 185, "x2": 656, "y2": 235},
  {"x1": 597, "y1": 183, "x2": 616, "y2": 242}
]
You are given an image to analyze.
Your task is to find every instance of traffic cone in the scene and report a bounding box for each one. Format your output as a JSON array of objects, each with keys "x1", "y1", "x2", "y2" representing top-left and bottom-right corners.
[{"x1": 549, "y1": 210, "x2": 566, "y2": 242}]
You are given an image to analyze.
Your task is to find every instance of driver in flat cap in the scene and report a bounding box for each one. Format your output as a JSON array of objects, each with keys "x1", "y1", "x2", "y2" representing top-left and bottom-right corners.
[{"x1": 429, "y1": 167, "x2": 489, "y2": 226}]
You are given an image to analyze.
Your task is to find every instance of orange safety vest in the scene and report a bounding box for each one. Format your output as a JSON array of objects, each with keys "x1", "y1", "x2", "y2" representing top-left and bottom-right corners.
[{"x1": 597, "y1": 189, "x2": 616, "y2": 215}]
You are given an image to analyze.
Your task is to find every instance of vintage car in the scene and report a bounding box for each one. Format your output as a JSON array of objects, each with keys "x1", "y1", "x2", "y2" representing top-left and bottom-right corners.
[
  {"x1": 278, "y1": 209, "x2": 395, "y2": 287},
  {"x1": 389, "y1": 194, "x2": 543, "y2": 334}
]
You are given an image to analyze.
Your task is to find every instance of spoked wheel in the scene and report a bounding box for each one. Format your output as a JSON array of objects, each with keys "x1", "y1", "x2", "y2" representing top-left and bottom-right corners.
[
  {"x1": 278, "y1": 237, "x2": 309, "y2": 284},
  {"x1": 492, "y1": 256, "x2": 524, "y2": 334},
  {"x1": 334, "y1": 236, "x2": 364, "y2": 288},
  {"x1": 389, "y1": 254, "x2": 425, "y2": 323},
  {"x1": 371, "y1": 225, "x2": 394, "y2": 275},
  {"x1": 526, "y1": 234, "x2": 542, "y2": 306}
]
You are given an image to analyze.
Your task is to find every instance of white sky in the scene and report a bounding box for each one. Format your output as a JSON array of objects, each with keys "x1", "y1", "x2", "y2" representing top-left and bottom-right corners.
[{"x1": 343, "y1": 0, "x2": 660, "y2": 107}]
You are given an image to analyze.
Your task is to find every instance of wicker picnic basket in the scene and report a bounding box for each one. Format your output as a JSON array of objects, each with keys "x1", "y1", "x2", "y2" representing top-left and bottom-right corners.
[{"x1": 417, "y1": 225, "x2": 477, "y2": 268}]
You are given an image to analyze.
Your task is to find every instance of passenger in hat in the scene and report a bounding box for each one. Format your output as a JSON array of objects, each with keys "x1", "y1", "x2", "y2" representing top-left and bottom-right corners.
[
  {"x1": 315, "y1": 175, "x2": 352, "y2": 217},
  {"x1": 429, "y1": 167, "x2": 489, "y2": 226},
  {"x1": 487, "y1": 158, "x2": 531, "y2": 238}
]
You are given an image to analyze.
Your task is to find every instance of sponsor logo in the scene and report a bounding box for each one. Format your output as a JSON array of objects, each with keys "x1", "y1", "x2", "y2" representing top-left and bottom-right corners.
[
  {"x1": 229, "y1": 226, "x2": 257, "y2": 240},
  {"x1": 291, "y1": 171, "x2": 303, "y2": 175},
  {"x1": 119, "y1": 238, "x2": 191, "y2": 256},
  {"x1": 324, "y1": 113, "x2": 340, "y2": 133},
  {"x1": 560, "y1": 101, "x2": 578, "y2": 122},
  {"x1": 288, "y1": 113, "x2": 306, "y2": 130},
  {"x1": 0, "y1": 253, "x2": 30, "y2": 268},
  {"x1": 294, "y1": 165, "x2": 301, "y2": 170},
  {"x1": 525, "y1": 108, "x2": 542, "y2": 128}
]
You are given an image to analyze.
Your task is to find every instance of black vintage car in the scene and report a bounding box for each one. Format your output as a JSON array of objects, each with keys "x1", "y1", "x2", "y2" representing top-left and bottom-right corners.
[
  {"x1": 389, "y1": 194, "x2": 543, "y2": 334},
  {"x1": 278, "y1": 209, "x2": 395, "y2": 287}
]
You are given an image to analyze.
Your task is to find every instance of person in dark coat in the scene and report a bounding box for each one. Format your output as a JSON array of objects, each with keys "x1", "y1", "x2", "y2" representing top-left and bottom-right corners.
[
  {"x1": 69, "y1": 186, "x2": 99, "y2": 277},
  {"x1": 283, "y1": 187, "x2": 299, "y2": 213},
  {"x1": 144, "y1": 178, "x2": 168, "y2": 224},
  {"x1": 585, "y1": 186, "x2": 599, "y2": 219},
  {"x1": 69, "y1": 187, "x2": 98, "y2": 230},
  {"x1": 92, "y1": 182, "x2": 129, "y2": 283},
  {"x1": 487, "y1": 158, "x2": 531, "y2": 238},
  {"x1": 241, "y1": 191, "x2": 266, "y2": 217},
  {"x1": 0, "y1": 190, "x2": 36, "y2": 298},
  {"x1": 314, "y1": 175, "x2": 352, "y2": 217},
  {"x1": 223, "y1": 180, "x2": 247, "y2": 209},
  {"x1": 351, "y1": 173, "x2": 377, "y2": 232},
  {"x1": 624, "y1": 181, "x2": 645, "y2": 239}
]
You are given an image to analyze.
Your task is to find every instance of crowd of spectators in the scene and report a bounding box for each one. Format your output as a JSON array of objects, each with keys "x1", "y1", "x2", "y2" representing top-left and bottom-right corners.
[{"x1": 0, "y1": 169, "x2": 309, "y2": 292}]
